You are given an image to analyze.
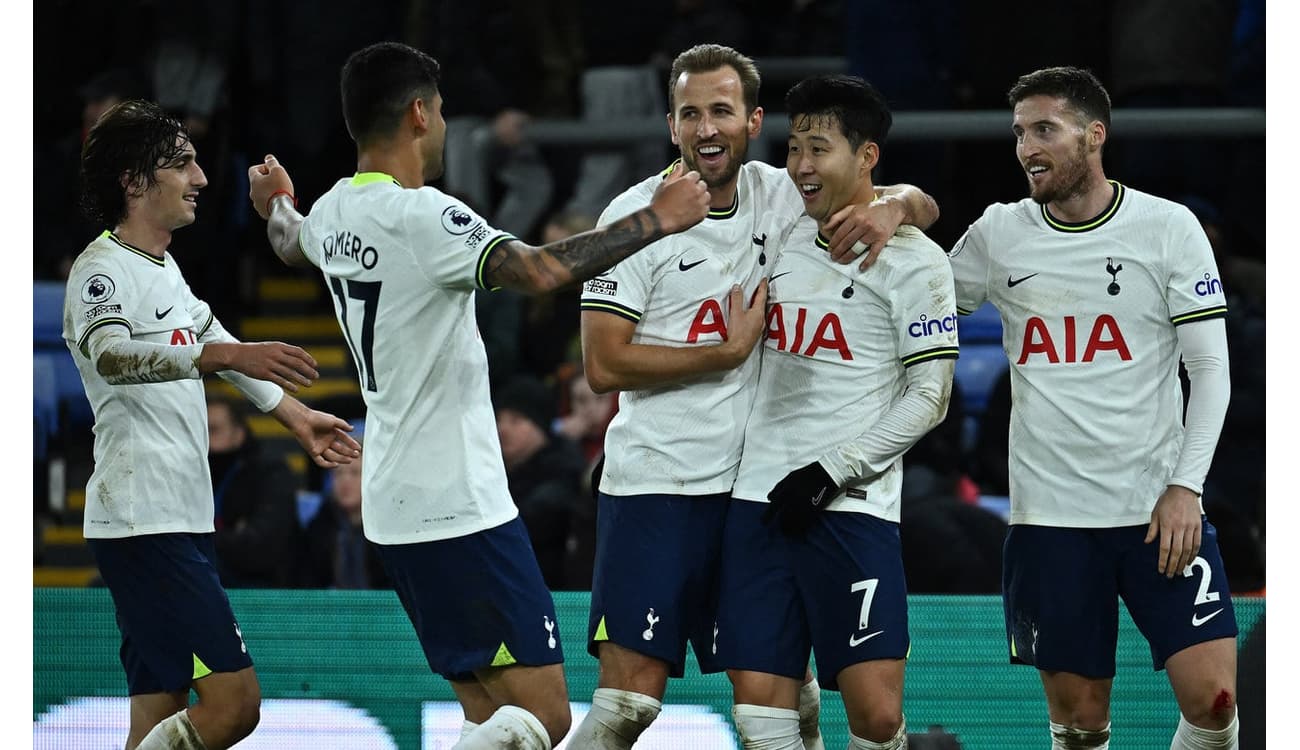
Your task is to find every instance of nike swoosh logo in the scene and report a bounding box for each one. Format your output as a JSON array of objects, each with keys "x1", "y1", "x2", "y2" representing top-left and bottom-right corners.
[
  {"x1": 848, "y1": 630, "x2": 884, "y2": 647},
  {"x1": 678, "y1": 258, "x2": 707, "y2": 272},
  {"x1": 769, "y1": 271, "x2": 792, "y2": 282},
  {"x1": 1191, "y1": 608, "x2": 1224, "y2": 627},
  {"x1": 155, "y1": 306, "x2": 174, "y2": 319},
  {"x1": 1007, "y1": 273, "x2": 1038, "y2": 287}
]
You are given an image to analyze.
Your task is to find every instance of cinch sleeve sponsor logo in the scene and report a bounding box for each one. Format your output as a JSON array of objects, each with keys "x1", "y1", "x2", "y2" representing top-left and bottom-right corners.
[
  {"x1": 907, "y1": 313, "x2": 958, "y2": 338},
  {"x1": 1194, "y1": 273, "x2": 1224, "y2": 297}
]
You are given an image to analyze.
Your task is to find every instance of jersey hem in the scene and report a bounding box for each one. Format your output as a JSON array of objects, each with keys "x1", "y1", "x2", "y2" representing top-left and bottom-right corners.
[
  {"x1": 1008, "y1": 512, "x2": 1154, "y2": 528},
  {"x1": 364, "y1": 507, "x2": 519, "y2": 544},
  {"x1": 83, "y1": 522, "x2": 216, "y2": 539}
]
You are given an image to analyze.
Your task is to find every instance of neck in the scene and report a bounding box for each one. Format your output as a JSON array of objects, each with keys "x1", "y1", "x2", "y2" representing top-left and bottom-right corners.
[
  {"x1": 1048, "y1": 168, "x2": 1111, "y2": 223},
  {"x1": 113, "y1": 217, "x2": 172, "y2": 258},
  {"x1": 357, "y1": 141, "x2": 425, "y2": 189},
  {"x1": 817, "y1": 179, "x2": 876, "y2": 232},
  {"x1": 708, "y1": 180, "x2": 739, "y2": 211}
]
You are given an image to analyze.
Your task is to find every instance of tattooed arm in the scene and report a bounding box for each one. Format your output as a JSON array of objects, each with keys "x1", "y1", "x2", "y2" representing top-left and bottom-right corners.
[{"x1": 482, "y1": 167, "x2": 710, "y2": 293}]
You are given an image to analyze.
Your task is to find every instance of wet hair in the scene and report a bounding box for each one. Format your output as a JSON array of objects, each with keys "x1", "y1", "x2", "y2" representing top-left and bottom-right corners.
[
  {"x1": 784, "y1": 74, "x2": 892, "y2": 152},
  {"x1": 1008, "y1": 66, "x2": 1111, "y2": 129},
  {"x1": 79, "y1": 100, "x2": 190, "y2": 228},
  {"x1": 340, "y1": 42, "x2": 441, "y2": 145},
  {"x1": 668, "y1": 43, "x2": 761, "y2": 113}
]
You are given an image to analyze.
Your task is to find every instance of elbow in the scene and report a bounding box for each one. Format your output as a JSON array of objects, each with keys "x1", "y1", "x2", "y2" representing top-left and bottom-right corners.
[{"x1": 584, "y1": 364, "x2": 618, "y2": 395}]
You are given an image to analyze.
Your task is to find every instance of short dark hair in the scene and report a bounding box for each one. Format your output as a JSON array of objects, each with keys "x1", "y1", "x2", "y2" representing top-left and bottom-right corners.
[
  {"x1": 79, "y1": 100, "x2": 190, "y2": 228},
  {"x1": 668, "y1": 44, "x2": 761, "y2": 113},
  {"x1": 340, "y1": 42, "x2": 441, "y2": 146},
  {"x1": 1007, "y1": 66, "x2": 1111, "y2": 129},
  {"x1": 784, "y1": 74, "x2": 892, "y2": 152}
]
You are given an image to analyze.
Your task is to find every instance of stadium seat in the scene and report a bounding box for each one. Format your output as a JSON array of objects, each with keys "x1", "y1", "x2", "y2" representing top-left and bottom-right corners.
[
  {"x1": 957, "y1": 301, "x2": 1003, "y2": 345},
  {"x1": 49, "y1": 349, "x2": 94, "y2": 429},
  {"x1": 34, "y1": 281, "x2": 66, "y2": 348},
  {"x1": 954, "y1": 343, "x2": 1008, "y2": 416}
]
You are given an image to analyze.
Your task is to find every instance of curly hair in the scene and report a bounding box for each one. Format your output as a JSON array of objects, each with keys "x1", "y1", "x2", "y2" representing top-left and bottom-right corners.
[{"x1": 79, "y1": 100, "x2": 190, "y2": 228}]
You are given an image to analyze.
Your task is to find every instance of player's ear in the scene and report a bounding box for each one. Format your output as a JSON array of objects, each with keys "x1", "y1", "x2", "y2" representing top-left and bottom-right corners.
[
  {"x1": 747, "y1": 106, "x2": 764, "y2": 139},
  {"x1": 859, "y1": 142, "x2": 879, "y2": 174},
  {"x1": 1089, "y1": 120, "x2": 1107, "y2": 152}
]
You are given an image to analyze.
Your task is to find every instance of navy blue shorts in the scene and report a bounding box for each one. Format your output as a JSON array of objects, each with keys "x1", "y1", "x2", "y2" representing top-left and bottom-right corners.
[
  {"x1": 88, "y1": 533, "x2": 253, "y2": 695},
  {"x1": 375, "y1": 517, "x2": 563, "y2": 681},
  {"x1": 715, "y1": 500, "x2": 909, "y2": 691},
  {"x1": 587, "y1": 492, "x2": 730, "y2": 677},
  {"x1": 1003, "y1": 519, "x2": 1239, "y2": 677}
]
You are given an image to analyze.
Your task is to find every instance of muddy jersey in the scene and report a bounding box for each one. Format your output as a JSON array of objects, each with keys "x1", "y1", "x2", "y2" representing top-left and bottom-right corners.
[
  {"x1": 580, "y1": 161, "x2": 803, "y2": 496},
  {"x1": 948, "y1": 182, "x2": 1228, "y2": 527}
]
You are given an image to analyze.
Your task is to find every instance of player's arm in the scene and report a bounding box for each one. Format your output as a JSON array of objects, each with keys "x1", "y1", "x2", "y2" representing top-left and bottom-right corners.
[
  {"x1": 580, "y1": 281, "x2": 768, "y2": 394},
  {"x1": 481, "y1": 165, "x2": 710, "y2": 294},
  {"x1": 269, "y1": 393, "x2": 361, "y2": 468},
  {"x1": 1146, "y1": 318, "x2": 1231, "y2": 577},
  {"x1": 248, "y1": 154, "x2": 312, "y2": 268},
  {"x1": 823, "y1": 183, "x2": 941, "y2": 269},
  {"x1": 764, "y1": 358, "x2": 954, "y2": 536}
]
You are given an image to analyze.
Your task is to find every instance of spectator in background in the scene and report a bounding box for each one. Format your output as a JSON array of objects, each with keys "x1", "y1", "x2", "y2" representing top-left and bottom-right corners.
[
  {"x1": 495, "y1": 376, "x2": 586, "y2": 590},
  {"x1": 517, "y1": 210, "x2": 597, "y2": 379},
  {"x1": 556, "y1": 369, "x2": 617, "y2": 470},
  {"x1": 207, "y1": 396, "x2": 302, "y2": 588},
  {"x1": 299, "y1": 426, "x2": 390, "y2": 589}
]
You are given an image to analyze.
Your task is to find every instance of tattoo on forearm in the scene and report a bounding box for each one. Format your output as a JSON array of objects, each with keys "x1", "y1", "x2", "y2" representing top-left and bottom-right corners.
[{"x1": 483, "y1": 208, "x2": 664, "y2": 291}]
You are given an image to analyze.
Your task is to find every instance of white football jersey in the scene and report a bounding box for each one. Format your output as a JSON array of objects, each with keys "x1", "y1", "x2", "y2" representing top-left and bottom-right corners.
[
  {"x1": 64, "y1": 231, "x2": 216, "y2": 538},
  {"x1": 949, "y1": 182, "x2": 1228, "y2": 527},
  {"x1": 581, "y1": 161, "x2": 804, "y2": 496},
  {"x1": 733, "y1": 222, "x2": 959, "y2": 521},
  {"x1": 299, "y1": 173, "x2": 519, "y2": 543}
]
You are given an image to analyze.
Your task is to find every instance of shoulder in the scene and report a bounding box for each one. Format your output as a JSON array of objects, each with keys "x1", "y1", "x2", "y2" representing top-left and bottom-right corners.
[
  {"x1": 599, "y1": 174, "x2": 660, "y2": 225},
  {"x1": 879, "y1": 226, "x2": 950, "y2": 275},
  {"x1": 1120, "y1": 184, "x2": 1196, "y2": 226}
]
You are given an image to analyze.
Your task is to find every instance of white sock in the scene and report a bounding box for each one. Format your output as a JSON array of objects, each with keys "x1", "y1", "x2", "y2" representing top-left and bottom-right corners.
[
  {"x1": 848, "y1": 715, "x2": 907, "y2": 749},
  {"x1": 1170, "y1": 712, "x2": 1239, "y2": 749},
  {"x1": 732, "y1": 704, "x2": 803, "y2": 750},
  {"x1": 136, "y1": 709, "x2": 207, "y2": 750},
  {"x1": 460, "y1": 719, "x2": 479, "y2": 739},
  {"x1": 564, "y1": 687, "x2": 662, "y2": 749},
  {"x1": 1050, "y1": 720, "x2": 1110, "y2": 749},
  {"x1": 797, "y1": 678, "x2": 824, "y2": 750},
  {"x1": 455, "y1": 705, "x2": 550, "y2": 750}
]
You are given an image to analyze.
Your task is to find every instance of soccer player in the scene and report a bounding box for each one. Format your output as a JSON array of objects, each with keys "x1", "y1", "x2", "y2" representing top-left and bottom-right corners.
[
  {"x1": 947, "y1": 66, "x2": 1239, "y2": 749},
  {"x1": 715, "y1": 74, "x2": 958, "y2": 750},
  {"x1": 567, "y1": 45, "x2": 940, "y2": 749},
  {"x1": 65, "y1": 99, "x2": 361, "y2": 750},
  {"x1": 247, "y1": 42, "x2": 711, "y2": 750}
]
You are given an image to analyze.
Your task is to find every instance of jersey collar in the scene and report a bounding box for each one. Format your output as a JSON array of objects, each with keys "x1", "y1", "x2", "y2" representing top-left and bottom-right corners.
[
  {"x1": 351, "y1": 172, "x2": 402, "y2": 187},
  {"x1": 1041, "y1": 180, "x2": 1125, "y2": 233},
  {"x1": 102, "y1": 230, "x2": 165, "y2": 266},
  {"x1": 658, "y1": 158, "x2": 740, "y2": 220}
]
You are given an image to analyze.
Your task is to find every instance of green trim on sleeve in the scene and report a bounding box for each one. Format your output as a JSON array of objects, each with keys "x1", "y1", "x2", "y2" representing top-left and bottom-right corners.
[
  {"x1": 1171, "y1": 306, "x2": 1228, "y2": 326},
  {"x1": 475, "y1": 233, "x2": 516, "y2": 291},
  {"x1": 579, "y1": 299, "x2": 642, "y2": 323},
  {"x1": 901, "y1": 346, "x2": 960, "y2": 367}
]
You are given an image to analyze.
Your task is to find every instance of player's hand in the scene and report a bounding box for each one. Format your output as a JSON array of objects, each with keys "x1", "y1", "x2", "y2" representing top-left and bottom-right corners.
[
  {"x1": 649, "y1": 163, "x2": 710, "y2": 235},
  {"x1": 762, "y1": 461, "x2": 838, "y2": 537},
  {"x1": 823, "y1": 197, "x2": 905, "y2": 271},
  {"x1": 221, "y1": 341, "x2": 320, "y2": 392},
  {"x1": 1144, "y1": 485, "x2": 1204, "y2": 578},
  {"x1": 248, "y1": 154, "x2": 296, "y2": 221},
  {"x1": 720, "y1": 278, "x2": 769, "y2": 366},
  {"x1": 294, "y1": 411, "x2": 362, "y2": 468}
]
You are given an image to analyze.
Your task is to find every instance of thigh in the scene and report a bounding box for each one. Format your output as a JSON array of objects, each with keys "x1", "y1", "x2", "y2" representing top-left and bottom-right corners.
[
  {"x1": 376, "y1": 518, "x2": 564, "y2": 680},
  {"x1": 715, "y1": 499, "x2": 809, "y2": 685},
  {"x1": 798, "y1": 512, "x2": 908, "y2": 692},
  {"x1": 89, "y1": 534, "x2": 253, "y2": 695},
  {"x1": 1117, "y1": 518, "x2": 1239, "y2": 669},
  {"x1": 836, "y1": 658, "x2": 905, "y2": 735},
  {"x1": 1003, "y1": 525, "x2": 1119, "y2": 678},
  {"x1": 587, "y1": 492, "x2": 729, "y2": 678}
]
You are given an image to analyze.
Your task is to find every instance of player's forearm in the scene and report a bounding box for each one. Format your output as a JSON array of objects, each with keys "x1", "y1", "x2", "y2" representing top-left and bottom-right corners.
[
  {"x1": 582, "y1": 339, "x2": 749, "y2": 394},
  {"x1": 1169, "y1": 320, "x2": 1231, "y2": 494},
  {"x1": 202, "y1": 317, "x2": 285, "y2": 411},
  {"x1": 268, "y1": 196, "x2": 312, "y2": 268},
  {"x1": 87, "y1": 327, "x2": 203, "y2": 384},
  {"x1": 484, "y1": 207, "x2": 666, "y2": 293},
  {"x1": 874, "y1": 184, "x2": 940, "y2": 231},
  {"x1": 819, "y1": 359, "x2": 953, "y2": 484}
]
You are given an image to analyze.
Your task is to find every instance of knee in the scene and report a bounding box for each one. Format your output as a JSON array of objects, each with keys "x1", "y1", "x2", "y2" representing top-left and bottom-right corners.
[
  {"x1": 208, "y1": 680, "x2": 261, "y2": 742},
  {"x1": 537, "y1": 700, "x2": 572, "y2": 747},
  {"x1": 1187, "y1": 687, "x2": 1237, "y2": 730},
  {"x1": 849, "y1": 709, "x2": 903, "y2": 744}
]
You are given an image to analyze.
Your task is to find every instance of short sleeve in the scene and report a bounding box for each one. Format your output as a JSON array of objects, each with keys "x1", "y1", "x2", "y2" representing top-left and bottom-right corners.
[
  {"x1": 404, "y1": 190, "x2": 514, "y2": 290},
  {"x1": 579, "y1": 188, "x2": 655, "y2": 322},
  {"x1": 948, "y1": 212, "x2": 993, "y2": 315},
  {"x1": 1164, "y1": 206, "x2": 1228, "y2": 326},
  {"x1": 66, "y1": 255, "x2": 132, "y2": 356},
  {"x1": 889, "y1": 246, "x2": 961, "y2": 367}
]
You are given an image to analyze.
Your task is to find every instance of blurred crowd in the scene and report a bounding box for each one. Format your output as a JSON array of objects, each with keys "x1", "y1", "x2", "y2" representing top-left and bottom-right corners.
[{"x1": 35, "y1": 0, "x2": 1265, "y2": 594}]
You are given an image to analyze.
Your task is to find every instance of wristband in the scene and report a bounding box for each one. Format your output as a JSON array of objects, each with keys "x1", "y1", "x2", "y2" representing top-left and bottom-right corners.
[{"x1": 266, "y1": 189, "x2": 298, "y2": 217}]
